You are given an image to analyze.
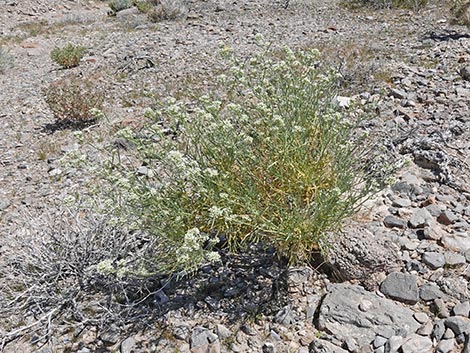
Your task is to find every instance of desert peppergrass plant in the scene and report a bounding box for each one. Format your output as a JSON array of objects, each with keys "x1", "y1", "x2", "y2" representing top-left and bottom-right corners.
[
  {"x1": 100, "y1": 37, "x2": 389, "y2": 276},
  {"x1": 50, "y1": 43, "x2": 86, "y2": 69}
]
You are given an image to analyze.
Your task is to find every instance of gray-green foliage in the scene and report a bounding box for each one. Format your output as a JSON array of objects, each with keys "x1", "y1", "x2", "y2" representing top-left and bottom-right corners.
[
  {"x1": 100, "y1": 39, "x2": 390, "y2": 276},
  {"x1": 108, "y1": 0, "x2": 133, "y2": 13}
]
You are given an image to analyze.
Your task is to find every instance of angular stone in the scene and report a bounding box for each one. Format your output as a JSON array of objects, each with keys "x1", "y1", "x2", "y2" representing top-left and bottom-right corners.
[
  {"x1": 438, "y1": 210, "x2": 459, "y2": 225},
  {"x1": 275, "y1": 306, "x2": 295, "y2": 325},
  {"x1": 413, "y1": 312, "x2": 429, "y2": 324},
  {"x1": 433, "y1": 320, "x2": 446, "y2": 340},
  {"x1": 380, "y1": 272, "x2": 419, "y2": 304},
  {"x1": 384, "y1": 215, "x2": 408, "y2": 229},
  {"x1": 445, "y1": 252, "x2": 466, "y2": 267},
  {"x1": 460, "y1": 66, "x2": 470, "y2": 81},
  {"x1": 437, "y1": 338, "x2": 455, "y2": 353},
  {"x1": 190, "y1": 327, "x2": 219, "y2": 353},
  {"x1": 442, "y1": 233, "x2": 470, "y2": 252},
  {"x1": 420, "y1": 283, "x2": 444, "y2": 301},
  {"x1": 417, "y1": 320, "x2": 433, "y2": 336},
  {"x1": 409, "y1": 208, "x2": 435, "y2": 228},
  {"x1": 120, "y1": 336, "x2": 136, "y2": 353},
  {"x1": 385, "y1": 335, "x2": 404, "y2": 353},
  {"x1": 435, "y1": 298, "x2": 451, "y2": 318},
  {"x1": 392, "y1": 198, "x2": 412, "y2": 208},
  {"x1": 445, "y1": 317, "x2": 470, "y2": 335},
  {"x1": 318, "y1": 284, "x2": 420, "y2": 347},
  {"x1": 400, "y1": 334, "x2": 432, "y2": 353},
  {"x1": 422, "y1": 252, "x2": 445, "y2": 269},
  {"x1": 453, "y1": 302, "x2": 470, "y2": 317}
]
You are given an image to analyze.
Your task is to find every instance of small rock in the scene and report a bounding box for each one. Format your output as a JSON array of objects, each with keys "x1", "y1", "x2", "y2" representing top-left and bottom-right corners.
[
  {"x1": 190, "y1": 327, "x2": 219, "y2": 351},
  {"x1": 433, "y1": 320, "x2": 447, "y2": 340},
  {"x1": 275, "y1": 306, "x2": 295, "y2": 325},
  {"x1": 460, "y1": 66, "x2": 470, "y2": 81},
  {"x1": 384, "y1": 215, "x2": 408, "y2": 229},
  {"x1": 0, "y1": 198, "x2": 11, "y2": 211},
  {"x1": 442, "y1": 233, "x2": 470, "y2": 252},
  {"x1": 420, "y1": 283, "x2": 444, "y2": 301},
  {"x1": 385, "y1": 335, "x2": 403, "y2": 353},
  {"x1": 100, "y1": 324, "x2": 120, "y2": 345},
  {"x1": 120, "y1": 336, "x2": 136, "y2": 353},
  {"x1": 262, "y1": 342, "x2": 275, "y2": 353},
  {"x1": 445, "y1": 252, "x2": 466, "y2": 267},
  {"x1": 445, "y1": 317, "x2": 470, "y2": 335},
  {"x1": 380, "y1": 272, "x2": 419, "y2": 304},
  {"x1": 400, "y1": 334, "x2": 432, "y2": 353},
  {"x1": 409, "y1": 208, "x2": 435, "y2": 228},
  {"x1": 422, "y1": 252, "x2": 445, "y2": 269},
  {"x1": 389, "y1": 88, "x2": 407, "y2": 99},
  {"x1": 453, "y1": 302, "x2": 470, "y2": 317},
  {"x1": 444, "y1": 328, "x2": 455, "y2": 339},
  {"x1": 216, "y1": 324, "x2": 231, "y2": 340},
  {"x1": 413, "y1": 312, "x2": 429, "y2": 324},
  {"x1": 437, "y1": 338, "x2": 455, "y2": 353},
  {"x1": 392, "y1": 198, "x2": 412, "y2": 208},
  {"x1": 373, "y1": 335, "x2": 388, "y2": 348},
  {"x1": 438, "y1": 210, "x2": 459, "y2": 225},
  {"x1": 434, "y1": 298, "x2": 451, "y2": 318},
  {"x1": 417, "y1": 320, "x2": 433, "y2": 336}
]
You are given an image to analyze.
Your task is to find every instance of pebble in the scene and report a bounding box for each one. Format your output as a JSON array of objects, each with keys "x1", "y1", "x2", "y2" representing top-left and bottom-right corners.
[
  {"x1": 420, "y1": 283, "x2": 444, "y2": 301},
  {"x1": 435, "y1": 298, "x2": 451, "y2": 318},
  {"x1": 445, "y1": 317, "x2": 470, "y2": 335},
  {"x1": 409, "y1": 208, "x2": 435, "y2": 228},
  {"x1": 400, "y1": 334, "x2": 433, "y2": 353},
  {"x1": 436, "y1": 338, "x2": 456, "y2": 353},
  {"x1": 380, "y1": 272, "x2": 419, "y2": 304},
  {"x1": 421, "y1": 252, "x2": 445, "y2": 269},
  {"x1": 413, "y1": 312, "x2": 429, "y2": 324},
  {"x1": 445, "y1": 252, "x2": 466, "y2": 267}
]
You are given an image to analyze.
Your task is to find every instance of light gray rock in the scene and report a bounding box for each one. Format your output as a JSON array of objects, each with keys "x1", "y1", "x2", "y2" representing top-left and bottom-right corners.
[
  {"x1": 385, "y1": 335, "x2": 403, "y2": 353},
  {"x1": 453, "y1": 302, "x2": 470, "y2": 317},
  {"x1": 392, "y1": 198, "x2": 412, "y2": 208},
  {"x1": 442, "y1": 233, "x2": 470, "y2": 252},
  {"x1": 216, "y1": 324, "x2": 231, "y2": 340},
  {"x1": 380, "y1": 272, "x2": 419, "y2": 304},
  {"x1": 190, "y1": 327, "x2": 219, "y2": 353},
  {"x1": 100, "y1": 324, "x2": 120, "y2": 345},
  {"x1": 0, "y1": 198, "x2": 10, "y2": 211},
  {"x1": 409, "y1": 208, "x2": 435, "y2": 228},
  {"x1": 400, "y1": 334, "x2": 432, "y2": 353},
  {"x1": 444, "y1": 328, "x2": 455, "y2": 339},
  {"x1": 445, "y1": 317, "x2": 470, "y2": 335},
  {"x1": 436, "y1": 338, "x2": 455, "y2": 353},
  {"x1": 318, "y1": 284, "x2": 420, "y2": 347},
  {"x1": 413, "y1": 312, "x2": 429, "y2": 324},
  {"x1": 433, "y1": 320, "x2": 446, "y2": 341},
  {"x1": 120, "y1": 336, "x2": 136, "y2": 353},
  {"x1": 389, "y1": 88, "x2": 407, "y2": 100},
  {"x1": 445, "y1": 252, "x2": 466, "y2": 267},
  {"x1": 417, "y1": 320, "x2": 433, "y2": 336},
  {"x1": 422, "y1": 252, "x2": 445, "y2": 269},
  {"x1": 435, "y1": 298, "x2": 451, "y2": 318}
]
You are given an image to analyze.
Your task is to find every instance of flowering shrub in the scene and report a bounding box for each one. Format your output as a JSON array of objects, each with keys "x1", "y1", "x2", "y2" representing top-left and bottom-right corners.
[
  {"x1": 50, "y1": 43, "x2": 86, "y2": 69},
  {"x1": 104, "y1": 39, "x2": 385, "y2": 275}
]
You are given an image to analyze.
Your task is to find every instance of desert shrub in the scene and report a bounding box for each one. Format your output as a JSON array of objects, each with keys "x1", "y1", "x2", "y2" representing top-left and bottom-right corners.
[
  {"x1": 344, "y1": 0, "x2": 428, "y2": 9},
  {"x1": 0, "y1": 210, "x2": 161, "y2": 346},
  {"x1": 102, "y1": 38, "x2": 388, "y2": 276},
  {"x1": 50, "y1": 43, "x2": 86, "y2": 69},
  {"x1": 44, "y1": 76, "x2": 104, "y2": 127},
  {"x1": 450, "y1": 0, "x2": 470, "y2": 25},
  {"x1": 108, "y1": 0, "x2": 133, "y2": 13},
  {"x1": 0, "y1": 46, "x2": 14, "y2": 74},
  {"x1": 146, "y1": 0, "x2": 187, "y2": 21}
]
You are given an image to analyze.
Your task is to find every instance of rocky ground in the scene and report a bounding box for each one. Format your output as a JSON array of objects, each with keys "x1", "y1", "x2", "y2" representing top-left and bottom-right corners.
[{"x1": 0, "y1": 0, "x2": 470, "y2": 352}]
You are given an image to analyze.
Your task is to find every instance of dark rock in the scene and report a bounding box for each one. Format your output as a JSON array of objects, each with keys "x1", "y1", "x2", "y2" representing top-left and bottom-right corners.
[
  {"x1": 384, "y1": 215, "x2": 408, "y2": 229},
  {"x1": 392, "y1": 198, "x2": 412, "y2": 208},
  {"x1": 309, "y1": 339, "x2": 349, "y2": 353},
  {"x1": 445, "y1": 317, "x2": 470, "y2": 335},
  {"x1": 460, "y1": 66, "x2": 470, "y2": 81},
  {"x1": 262, "y1": 342, "x2": 275, "y2": 353},
  {"x1": 380, "y1": 272, "x2": 419, "y2": 304},
  {"x1": 438, "y1": 210, "x2": 459, "y2": 225},
  {"x1": 420, "y1": 283, "x2": 444, "y2": 301}
]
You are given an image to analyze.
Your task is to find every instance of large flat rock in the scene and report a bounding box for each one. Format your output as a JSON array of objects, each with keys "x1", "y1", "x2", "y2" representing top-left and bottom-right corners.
[{"x1": 317, "y1": 283, "x2": 420, "y2": 347}]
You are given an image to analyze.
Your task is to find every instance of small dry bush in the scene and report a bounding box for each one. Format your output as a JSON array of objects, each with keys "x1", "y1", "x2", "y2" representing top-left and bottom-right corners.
[
  {"x1": 44, "y1": 76, "x2": 104, "y2": 128},
  {"x1": 450, "y1": 0, "x2": 470, "y2": 25},
  {"x1": 50, "y1": 43, "x2": 86, "y2": 69},
  {"x1": 0, "y1": 210, "x2": 161, "y2": 347},
  {"x1": 108, "y1": 0, "x2": 133, "y2": 13},
  {"x1": 141, "y1": 0, "x2": 187, "y2": 21}
]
